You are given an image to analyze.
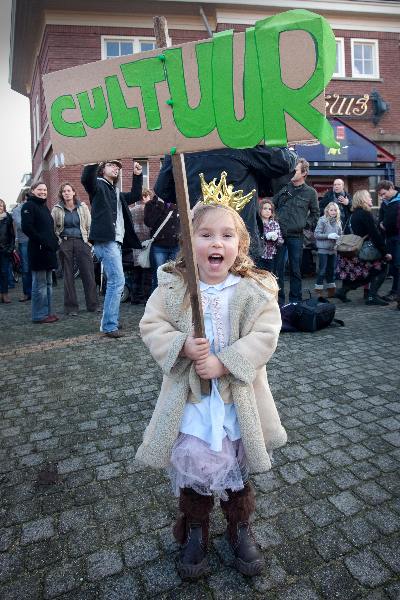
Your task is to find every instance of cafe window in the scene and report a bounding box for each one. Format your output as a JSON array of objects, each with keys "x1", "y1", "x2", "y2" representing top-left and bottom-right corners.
[
  {"x1": 333, "y1": 38, "x2": 345, "y2": 77},
  {"x1": 101, "y1": 36, "x2": 156, "y2": 60},
  {"x1": 351, "y1": 39, "x2": 379, "y2": 79}
]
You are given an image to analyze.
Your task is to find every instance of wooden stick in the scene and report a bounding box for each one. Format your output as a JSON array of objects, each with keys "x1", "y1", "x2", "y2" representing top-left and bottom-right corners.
[{"x1": 154, "y1": 16, "x2": 209, "y2": 394}]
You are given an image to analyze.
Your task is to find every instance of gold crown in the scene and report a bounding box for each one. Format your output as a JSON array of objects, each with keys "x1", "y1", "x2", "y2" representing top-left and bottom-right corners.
[{"x1": 199, "y1": 171, "x2": 255, "y2": 212}]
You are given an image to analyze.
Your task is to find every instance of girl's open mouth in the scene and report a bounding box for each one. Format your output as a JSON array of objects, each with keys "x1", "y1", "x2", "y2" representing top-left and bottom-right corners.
[{"x1": 208, "y1": 254, "x2": 223, "y2": 265}]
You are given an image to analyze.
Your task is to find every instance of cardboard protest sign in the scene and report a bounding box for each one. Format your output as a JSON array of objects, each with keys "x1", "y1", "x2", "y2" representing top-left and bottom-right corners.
[{"x1": 43, "y1": 9, "x2": 338, "y2": 166}]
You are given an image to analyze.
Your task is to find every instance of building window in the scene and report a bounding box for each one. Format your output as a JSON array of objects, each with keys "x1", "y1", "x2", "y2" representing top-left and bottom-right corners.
[
  {"x1": 32, "y1": 96, "x2": 40, "y2": 150},
  {"x1": 101, "y1": 36, "x2": 156, "y2": 60},
  {"x1": 351, "y1": 39, "x2": 379, "y2": 79},
  {"x1": 333, "y1": 38, "x2": 345, "y2": 77}
]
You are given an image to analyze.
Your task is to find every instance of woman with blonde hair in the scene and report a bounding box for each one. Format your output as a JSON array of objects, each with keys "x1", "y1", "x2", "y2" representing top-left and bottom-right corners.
[{"x1": 335, "y1": 190, "x2": 392, "y2": 305}]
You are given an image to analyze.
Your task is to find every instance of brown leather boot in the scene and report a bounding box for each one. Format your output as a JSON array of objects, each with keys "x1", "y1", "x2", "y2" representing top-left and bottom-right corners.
[
  {"x1": 327, "y1": 287, "x2": 336, "y2": 298},
  {"x1": 220, "y1": 482, "x2": 264, "y2": 576},
  {"x1": 173, "y1": 488, "x2": 214, "y2": 579}
]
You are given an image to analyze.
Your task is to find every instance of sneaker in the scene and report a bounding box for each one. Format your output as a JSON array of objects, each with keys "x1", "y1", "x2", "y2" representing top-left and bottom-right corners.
[
  {"x1": 33, "y1": 315, "x2": 59, "y2": 324},
  {"x1": 382, "y1": 293, "x2": 398, "y2": 302},
  {"x1": 103, "y1": 330, "x2": 124, "y2": 339},
  {"x1": 365, "y1": 296, "x2": 389, "y2": 306}
]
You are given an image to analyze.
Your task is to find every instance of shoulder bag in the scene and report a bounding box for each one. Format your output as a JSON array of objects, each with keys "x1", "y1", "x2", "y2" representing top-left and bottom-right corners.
[
  {"x1": 137, "y1": 211, "x2": 173, "y2": 269},
  {"x1": 336, "y1": 216, "x2": 365, "y2": 258}
]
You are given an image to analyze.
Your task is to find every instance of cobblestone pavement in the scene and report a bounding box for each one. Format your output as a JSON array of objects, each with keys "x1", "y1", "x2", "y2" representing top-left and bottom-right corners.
[{"x1": 1, "y1": 278, "x2": 399, "y2": 600}]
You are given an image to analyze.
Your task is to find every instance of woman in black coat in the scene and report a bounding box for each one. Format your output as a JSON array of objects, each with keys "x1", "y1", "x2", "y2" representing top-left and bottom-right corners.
[
  {"x1": 21, "y1": 182, "x2": 59, "y2": 323},
  {"x1": 0, "y1": 199, "x2": 15, "y2": 303},
  {"x1": 335, "y1": 190, "x2": 392, "y2": 305}
]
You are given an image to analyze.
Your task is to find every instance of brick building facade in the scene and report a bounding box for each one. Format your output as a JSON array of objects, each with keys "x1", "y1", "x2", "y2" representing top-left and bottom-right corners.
[{"x1": 10, "y1": 0, "x2": 400, "y2": 207}]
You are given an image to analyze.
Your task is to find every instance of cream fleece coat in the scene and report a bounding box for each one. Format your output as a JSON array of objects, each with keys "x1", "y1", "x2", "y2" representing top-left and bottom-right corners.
[
  {"x1": 136, "y1": 266, "x2": 287, "y2": 474},
  {"x1": 52, "y1": 201, "x2": 91, "y2": 244}
]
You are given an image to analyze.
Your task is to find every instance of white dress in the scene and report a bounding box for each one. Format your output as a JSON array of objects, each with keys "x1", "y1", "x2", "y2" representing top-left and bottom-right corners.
[{"x1": 169, "y1": 274, "x2": 249, "y2": 499}]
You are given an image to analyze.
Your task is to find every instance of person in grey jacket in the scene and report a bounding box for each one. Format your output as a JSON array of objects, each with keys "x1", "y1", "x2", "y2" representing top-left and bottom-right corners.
[
  {"x1": 314, "y1": 202, "x2": 342, "y2": 297},
  {"x1": 272, "y1": 158, "x2": 319, "y2": 303}
]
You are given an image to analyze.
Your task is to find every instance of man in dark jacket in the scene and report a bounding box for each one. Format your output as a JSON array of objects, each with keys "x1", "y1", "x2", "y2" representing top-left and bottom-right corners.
[
  {"x1": 154, "y1": 146, "x2": 297, "y2": 262},
  {"x1": 319, "y1": 179, "x2": 352, "y2": 231},
  {"x1": 377, "y1": 180, "x2": 400, "y2": 306},
  {"x1": 81, "y1": 160, "x2": 141, "y2": 337},
  {"x1": 273, "y1": 158, "x2": 319, "y2": 304},
  {"x1": 21, "y1": 182, "x2": 59, "y2": 323}
]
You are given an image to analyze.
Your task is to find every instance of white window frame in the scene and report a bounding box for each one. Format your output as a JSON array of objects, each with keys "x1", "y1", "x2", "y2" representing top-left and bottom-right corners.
[
  {"x1": 32, "y1": 96, "x2": 40, "y2": 151},
  {"x1": 101, "y1": 35, "x2": 157, "y2": 60},
  {"x1": 351, "y1": 39, "x2": 380, "y2": 79},
  {"x1": 137, "y1": 160, "x2": 149, "y2": 190},
  {"x1": 333, "y1": 38, "x2": 345, "y2": 78}
]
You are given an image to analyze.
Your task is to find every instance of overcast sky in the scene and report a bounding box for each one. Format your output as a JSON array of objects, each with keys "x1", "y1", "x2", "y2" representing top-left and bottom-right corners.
[{"x1": 0, "y1": 0, "x2": 31, "y2": 208}]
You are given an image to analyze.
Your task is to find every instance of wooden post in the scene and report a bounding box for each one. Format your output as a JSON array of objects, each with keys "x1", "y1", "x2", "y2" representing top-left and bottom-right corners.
[{"x1": 154, "y1": 16, "x2": 209, "y2": 394}]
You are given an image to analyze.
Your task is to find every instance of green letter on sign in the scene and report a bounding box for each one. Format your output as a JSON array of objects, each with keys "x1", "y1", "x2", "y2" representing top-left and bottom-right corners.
[
  {"x1": 51, "y1": 95, "x2": 86, "y2": 138},
  {"x1": 77, "y1": 87, "x2": 108, "y2": 129},
  {"x1": 255, "y1": 9, "x2": 338, "y2": 148},
  {"x1": 121, "y1": 57, "x2": 165, "y2": 131},
  {"x1": 164, "y1": 42, "x2": 215, "y2": 138},
  {"x1": 105, "y1": 75, "x2": 141, "y2": 129},
  {"x1": 213, "y1": 29, "x2": 263, "y2": 148}
]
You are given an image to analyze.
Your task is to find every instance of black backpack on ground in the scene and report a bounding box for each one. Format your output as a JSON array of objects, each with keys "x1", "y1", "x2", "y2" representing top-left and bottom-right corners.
[{"x1": 280, "y1": 294, "x2": 344, "y2": 333}]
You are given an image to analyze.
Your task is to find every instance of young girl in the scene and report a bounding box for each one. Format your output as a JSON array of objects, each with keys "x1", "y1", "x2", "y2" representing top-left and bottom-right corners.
[
  {"x1": 136, "y1": 202, "x2": 287, "y2": 579},
  {"x1": 259, "y1": 199, "x2": 283, "y2": 274},
  {"x1": 314, "y1": 201, "x2": 342, "y2": 297}
]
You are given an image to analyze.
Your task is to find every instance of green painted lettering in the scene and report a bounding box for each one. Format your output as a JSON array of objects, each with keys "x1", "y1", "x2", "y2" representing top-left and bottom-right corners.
[
  {"x1": 50, "y1": 95, "x2": 86, "y2": 138},
  {"x1": 164, "y1": 42, "x2": 215, "y2": 137},
  {"x1": 212, "y1": 29, "x2": 263, "y2": 148},
  {"x1": 105, "y1": 75, "x2": 141, "y2": 129},
  {"x1": 255, "y1": 9, "x2": 338, "y2": 147},
  {"x1": 120, "y1": 57, "x2": 165, "y2": 131},
  {"x1": 77, "y1": 86, "x2": 108, "y2": 129}
]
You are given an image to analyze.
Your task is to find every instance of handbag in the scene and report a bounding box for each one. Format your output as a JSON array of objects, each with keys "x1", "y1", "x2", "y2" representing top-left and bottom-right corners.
[
  {"x1": 358, "y1": 240, "x2": 382, "y2": 262},
  {"x1": 137, "y1": 211, "x2": 173, "y2": 269},
  {"x1": 336, "y1": 216, "x2": 365, "y2": 258}
]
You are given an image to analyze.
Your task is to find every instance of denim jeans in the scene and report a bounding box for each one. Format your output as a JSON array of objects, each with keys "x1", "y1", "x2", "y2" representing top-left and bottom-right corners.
[
  {"x1": 275, "y1": 237, "x2": 303, "y2": 303},
  {"x1": 18, "y1": 241, "x2": 32, "y2": 297},
  {"x1": 31, "y1": 270, "x2": 53, "y2": 321},
  {"x1": 316, "y1": 253, "x2": 336, "y2": 288},
  {"x1": 386, "y1": 236, "x2": 400, "y2": 296},
  {"x1": 94, "y1": 241, "x2": 125, "y2": 333},
  {"x1": 150, "y1": 244, "x2": 179, "y2": 291},
  {"x1": 258, "y1": 256, "x2": 277, "y2": 275}
]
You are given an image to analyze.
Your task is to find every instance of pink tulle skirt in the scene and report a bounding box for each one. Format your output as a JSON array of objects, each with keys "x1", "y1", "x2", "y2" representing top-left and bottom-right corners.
[{"x1": 168, "y1": 433, "x2": 249, "y2": 500}]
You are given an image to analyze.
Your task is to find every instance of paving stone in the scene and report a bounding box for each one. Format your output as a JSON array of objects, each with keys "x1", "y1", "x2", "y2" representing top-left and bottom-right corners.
[
  {"x1": 331, "y1": 469, "x2": 360, "y2": 490},
  {"x1": 311, "y1": 562, "x2": 363, "y2": 599},
  {"x1": 275, "y1": 580, "x2": 320, "y2": 600},
  {"x1": 329, "y1": 491, "x2": 365, "y2": 516},
  {"x1": 252, "y1": 521, "x2": 283, "y2": 549},
  {"x1": 345, "y1": 549, "x2": 392, "y2": 587},
  {"x1": 86, "y1": 549, "x2": 123, "y2": 581},
  {"x1": 59, "y1": 507, "x2": 92, "y2": 533},
  {"x1": 99, "y1": 574, "x2": 141, "y2": 599},
  {"x1": 251, "y1": 554, "x2": 288, "y2": 593},
  {"x1": 96, "y1": 463, "x2": 124, "y2": 481},
  {"x1": 339, "y1": 516, "x2": 381, "y2": 548},
  {"x1": 279, "y1": 462, "x2": 308, "y2": 484},
  {"x1": 303, "y1": 499, "x2": 342, "y2": 527},
  {"x1": 0, "y1": 575, "x2": 42, "y2": 600},
  {"x1": 276, "y1": 508, "x2": 313, "y2": 539},
  {"x1": 123, "y1": 534, "x2": 161, "y2": 566},
  {"x1": 21, "y1": 517, "x2": 55, "y2": 545},
  {"x1": 0, "y1": 527, "x2": 14, "y2": 551},
  {"x1": 355, "y1": 481, "x2": 392, "y2": 505},
  {"x1": 311, "y1": 524, "x2": 353, "y2": 560},
  {"x1": 141, "y1": 558, "x2": 182, "y2": 595},
  {"x1": 275, "y1": 539, "x2": 322, "y2": 576},
  {"x1": 253, "y1": 471, "x2": 283, "y2": 493},
  {"x1": 374, "y1": 538, "x2": 400, "y2": 574},
  {"x1": 365, "y1": 507, "x2": 400, "y2": 534},
  {"x1": 44, "y1": 560, "x2": 83, "y2": 599}
]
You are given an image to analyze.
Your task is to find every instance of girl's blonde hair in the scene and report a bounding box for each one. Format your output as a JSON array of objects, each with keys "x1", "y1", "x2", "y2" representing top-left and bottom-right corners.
[
  {"x1": 324, "y1": 201, "x2": 341, "y2": 224},
  {"x1": 352, "y1": 190, "x2": 372, "y2": 211},
  {"x1": 259, "y1": 199, "x2": 275, "y2": 219},
  {"x1": 165, "y1": 203, "x2": 278, "y2": 296}
]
